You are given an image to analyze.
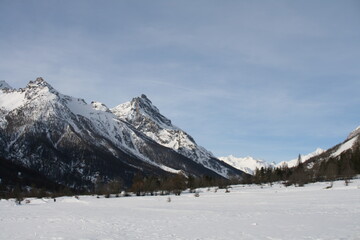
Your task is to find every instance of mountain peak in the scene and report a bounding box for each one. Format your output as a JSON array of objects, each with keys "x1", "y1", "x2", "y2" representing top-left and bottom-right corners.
[
  {"x1": 133, "y1": 94, "x2": 156, "y2": 109},
  {"x1": 347, "y1": 126, "x2": 360, "y2": 140},
  {"x1": 27, "y1": 77, "x2": 55, "y2": 90},
  {"x1": 111, "y1": 95, "x2": 240, "y2": 177},
  {"x1": 128, "y1": 94, "x2": 172, "y2": 127},
  {"x1": 0, "y1": 80, "x2": 13, "y2": 90},
  {"x1": 140, "y1": 94, "x2": 149, "y2": 100},
  {"x1": 218, "y1": 155, "x2": 272, "y2": 175},
  {"x1": 36, "y1": 77, "x2": 45, "y2": 82}
]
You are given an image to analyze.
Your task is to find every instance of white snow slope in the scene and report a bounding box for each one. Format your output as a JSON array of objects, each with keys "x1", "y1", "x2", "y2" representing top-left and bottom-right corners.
[
  {"x1": 1, "y1": 179, "x2": 359, "y2": 240},
  {"x1": 331, "y1": 135, "x2": 359, "y2": 158}
]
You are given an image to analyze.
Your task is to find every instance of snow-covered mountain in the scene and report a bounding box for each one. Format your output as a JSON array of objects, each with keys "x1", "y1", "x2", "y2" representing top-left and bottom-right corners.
[
  {"x1": 276, "y1": 148, "x2": 325, "y2": 168},
  {"x1": 319, "y1": 126, "x2": 359, "y2": 160},
  {"x1": 220, "y1": 125, "x2": 360, "y2": 175},
  {"x1": 0, "y1": 78, "x2": 245, "y2": 188},
  {"x1": 347, "y1": 126, "x2": 360, "y2": 142},
  {"x1": 218, "y1": 156, "x2": 274, "y2": 175},
  {"x1": 111, "y1": 94, "x2": 240, "y2": 178},
  {"x1": 299, "y1": 126, "x2": 360, "y2": 172},
  {"x1": 219, "y1": 148, "x2": 326, "y2": 175},
  {"x1": 277, "y1": 126, "x2": 360, "y2": 168}
]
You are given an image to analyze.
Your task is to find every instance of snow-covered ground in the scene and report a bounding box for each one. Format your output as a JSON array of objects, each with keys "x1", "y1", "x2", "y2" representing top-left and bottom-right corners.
[{"x1": 1, "y1": 179, "x2": 360, "y2": 240}]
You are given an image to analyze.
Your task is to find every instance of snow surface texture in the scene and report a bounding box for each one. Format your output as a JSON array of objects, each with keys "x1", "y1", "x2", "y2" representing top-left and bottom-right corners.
[
  {"x1": 1, "y1": 179, "x2": 360, "y2": 240},
  {"x1": 111, "y1": 95, "x2": 232, "y2": 177}
]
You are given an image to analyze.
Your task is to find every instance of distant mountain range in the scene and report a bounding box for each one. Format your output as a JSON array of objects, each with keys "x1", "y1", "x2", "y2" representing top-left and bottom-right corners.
[
  {"x1": 220, "y1": 127, "x2": 360, "y2": 175},
  {"x1": 0, "y1": 78, "x2": 245, "y2": 189},
  {"x1": 218, "y1": 156, "x2": 274, "y2": 175}
]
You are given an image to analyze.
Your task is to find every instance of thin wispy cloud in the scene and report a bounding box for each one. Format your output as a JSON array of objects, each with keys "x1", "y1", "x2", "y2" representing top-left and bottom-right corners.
[{"x1": 0, "y1": 0, "x2": 359, "y2": 162}]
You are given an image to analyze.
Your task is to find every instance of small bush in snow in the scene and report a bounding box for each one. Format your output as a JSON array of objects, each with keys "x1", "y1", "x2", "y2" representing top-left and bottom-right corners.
[
  {"x1": 194, "y1": 192, "x2": 200, "y2": 197},
  {"x1": 345, "y1": 179, "x2": 351, "y2": 186},
  {"x1": 15, "y1": 196, "x2": 23, "y2": 205},
  {"x1": 325, "y1": 183, "x2": 333, "y2": 189}
]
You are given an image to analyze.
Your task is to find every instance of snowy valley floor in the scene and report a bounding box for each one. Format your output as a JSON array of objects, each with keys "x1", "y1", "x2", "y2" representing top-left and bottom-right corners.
[{"x1": 1, "y1": 180, "x2": 360, "y2": 240}]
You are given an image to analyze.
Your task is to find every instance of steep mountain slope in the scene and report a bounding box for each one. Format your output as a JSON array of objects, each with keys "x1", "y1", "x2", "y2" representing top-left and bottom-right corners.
[
  {"x1": 304, "y1": 126, "x2": 360, "y2": 166},
  {"x1": 347, "y1": 126, "x2": 360, "y2": 141},
  {"x1": 218, "y1": 155, "x2": 274, "y2": 175},
  {"x1": 0, "y1": 78, "x2": 245, "y2": 188},
  {"x1": 111, "y1": 94, "x2": 242, "y2": 178}
]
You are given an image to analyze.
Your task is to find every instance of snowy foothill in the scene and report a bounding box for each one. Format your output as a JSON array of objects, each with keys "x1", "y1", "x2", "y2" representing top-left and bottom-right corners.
[{"x1": 1, "y1": 179, "x2": 360, "y2": 240}]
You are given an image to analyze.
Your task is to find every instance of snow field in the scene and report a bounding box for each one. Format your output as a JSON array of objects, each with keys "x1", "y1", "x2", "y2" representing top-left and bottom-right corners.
[{"x1": 1, "y1": 179, "x2": 360, "y2": 240}]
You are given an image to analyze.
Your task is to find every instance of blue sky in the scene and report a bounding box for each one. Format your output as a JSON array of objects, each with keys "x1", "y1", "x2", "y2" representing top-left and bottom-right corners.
[{"x1": 1, "y1": 0, "x2": 360, "y2": 162}]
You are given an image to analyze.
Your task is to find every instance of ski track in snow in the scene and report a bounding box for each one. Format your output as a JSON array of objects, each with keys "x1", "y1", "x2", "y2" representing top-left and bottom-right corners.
[{"x1": 1, "y1": 179, "x2": 360, "y2": 240}]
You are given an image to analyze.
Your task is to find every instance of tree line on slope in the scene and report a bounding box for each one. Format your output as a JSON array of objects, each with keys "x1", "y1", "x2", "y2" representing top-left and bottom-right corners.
[
  {"x1": 0, "y1": 161, "x2": 239, "y2": 200},
  {"x1": 127, "y1": 173, "x2": 237, "y2": 196},
  {"x1": 2, "y1": 140, "x2": 359, "y2": 200}
]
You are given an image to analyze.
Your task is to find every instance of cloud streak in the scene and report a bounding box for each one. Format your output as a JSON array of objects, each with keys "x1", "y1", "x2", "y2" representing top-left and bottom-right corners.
[{"x1": 0, "y1": 0, "x2": 359, "y2": 162}]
